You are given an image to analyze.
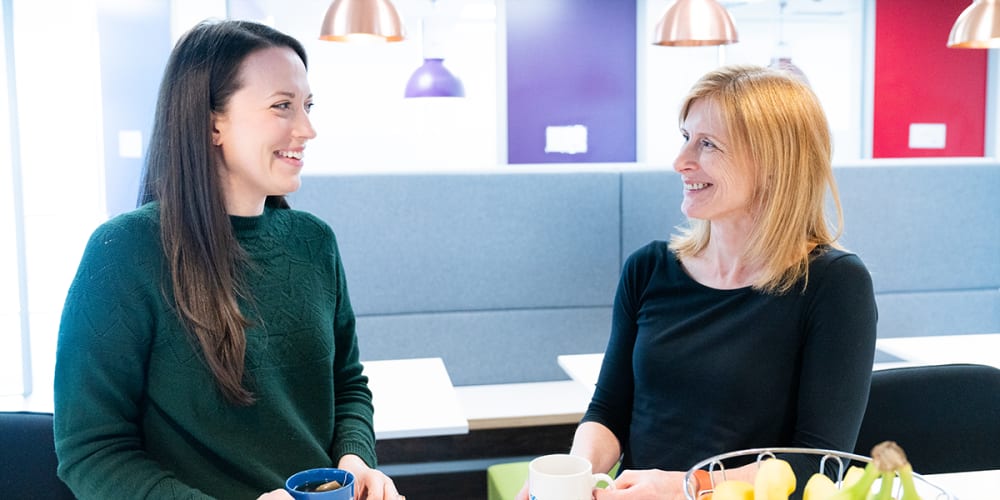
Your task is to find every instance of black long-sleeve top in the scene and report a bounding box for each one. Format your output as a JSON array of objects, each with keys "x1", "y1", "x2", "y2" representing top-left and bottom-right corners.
[{"x1": 582, "y1": 242, "x2": 878, "y2": 481}]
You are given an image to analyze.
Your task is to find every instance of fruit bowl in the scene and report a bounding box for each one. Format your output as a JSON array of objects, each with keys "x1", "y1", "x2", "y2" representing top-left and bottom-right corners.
[{"x1": 682, "y1": 447, "x2": 955, "y2": 499}]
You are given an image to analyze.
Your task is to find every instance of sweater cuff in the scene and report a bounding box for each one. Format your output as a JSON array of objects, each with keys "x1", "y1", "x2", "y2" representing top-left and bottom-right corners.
[{"x1": 334, "y1": 441, "x2": 378, "y2": 469}]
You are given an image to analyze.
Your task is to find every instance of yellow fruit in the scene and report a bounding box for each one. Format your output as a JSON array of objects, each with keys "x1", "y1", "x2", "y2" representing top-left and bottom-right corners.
[
  {"x1": 842, "y1": 465, "x2": 866, "y2": 489},
  {"x1": 711, "y1": 479, "x2": 755, "y2": 500},
  {"x1": 802, "y1": 473, "x2": 838, "y2": 500},
  {"x1": 754, "y1": 458, "x2": 796, "y2": 500}
]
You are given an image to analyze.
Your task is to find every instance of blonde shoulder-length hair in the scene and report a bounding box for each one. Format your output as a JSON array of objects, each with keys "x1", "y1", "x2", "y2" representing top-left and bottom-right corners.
[{"x1": 669, "y1": 65, "x2": 844, "y2": 294}]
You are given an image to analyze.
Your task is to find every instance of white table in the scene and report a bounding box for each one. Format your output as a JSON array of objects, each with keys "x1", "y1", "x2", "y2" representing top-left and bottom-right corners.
[
  {"x1": 0, "y1": 357, "x2": 470, "y2": 441},
  {"x1": 455, "y1": 380, "x2": 591, "y2": 430},
  {"x1": 556, "y1": 346, "x2": 952, "y2": 390},
  {"x1": 362, "y1": 357, "x2": 469, "y2": 439},
  {"x1": 557, "y1": 353, "x2": 604, "y2": 390},
  {"x1": 922, "y1": 469, "x2": 1000, "y2": 499},
  {"x1": 876, "y1": 333, "x2": 1000, "y2": 369}
]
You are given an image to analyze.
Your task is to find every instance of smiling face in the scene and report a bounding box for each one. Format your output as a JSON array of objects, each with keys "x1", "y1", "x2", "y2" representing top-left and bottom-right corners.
[
  {"x1": 673, "y1": 98, "x2": 757, "y2": 227},
  {"x1": 212, "y1": 46, "x2": 316, "y2": 215}
]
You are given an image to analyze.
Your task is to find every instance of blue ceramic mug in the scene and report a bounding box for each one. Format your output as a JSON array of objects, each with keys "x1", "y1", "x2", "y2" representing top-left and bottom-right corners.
[{"x1": 285, "y1": 468, "x2": 355, "y2": 500}]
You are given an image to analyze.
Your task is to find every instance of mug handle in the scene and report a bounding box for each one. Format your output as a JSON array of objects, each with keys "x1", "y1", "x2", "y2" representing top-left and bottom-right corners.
[{"x1": 593, "y1": 472, "x2": 616, "y2": 490}]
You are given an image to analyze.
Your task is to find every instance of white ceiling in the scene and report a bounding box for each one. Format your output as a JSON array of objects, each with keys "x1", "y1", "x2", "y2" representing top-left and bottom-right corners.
[{"x1": 243, "y1": 0, "x2": 863, "y2": 42}]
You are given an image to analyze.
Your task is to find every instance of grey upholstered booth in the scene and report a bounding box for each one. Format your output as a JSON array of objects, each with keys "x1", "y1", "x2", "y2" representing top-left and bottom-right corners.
[{"x1": 289, "y1": 160, "x2": 1000, "y2": 386}]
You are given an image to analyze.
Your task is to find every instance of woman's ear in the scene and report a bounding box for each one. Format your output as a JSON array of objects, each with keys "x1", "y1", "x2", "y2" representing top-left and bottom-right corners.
[{"x1": 211, "y1": 112, "x2": 223, "y2": 146}]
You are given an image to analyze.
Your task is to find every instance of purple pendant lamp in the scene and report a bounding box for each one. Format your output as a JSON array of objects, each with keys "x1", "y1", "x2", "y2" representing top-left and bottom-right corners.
[
  {"x1": 405, "y1": 58, "x2": 465, "y2": 98},
  {"x1": 767, "y1": 0, "x2": 809, "y2": 85},
  {"x1": 404, "y1": 0, "x2": 464, "y2": 98}
]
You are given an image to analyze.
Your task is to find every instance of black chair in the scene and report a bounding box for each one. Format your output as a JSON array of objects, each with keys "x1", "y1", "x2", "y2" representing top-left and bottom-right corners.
[
  {"x1": 0, "y1": 411, "x2": 76, "y2": 499},
  {"x1": 854, "y1": 363, "x2": 1000, "y2": 475}
]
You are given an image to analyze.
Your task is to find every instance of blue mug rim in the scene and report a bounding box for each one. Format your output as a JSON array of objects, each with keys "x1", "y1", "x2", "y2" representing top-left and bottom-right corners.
[{"x1": 285, "y1": 467, "x2": 355, "y2": 496}]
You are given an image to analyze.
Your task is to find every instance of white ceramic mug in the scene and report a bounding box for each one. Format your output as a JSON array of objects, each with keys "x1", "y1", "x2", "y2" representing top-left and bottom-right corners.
[{"x1": 529, "y1": 454, "x2": 616, "y2": 500}]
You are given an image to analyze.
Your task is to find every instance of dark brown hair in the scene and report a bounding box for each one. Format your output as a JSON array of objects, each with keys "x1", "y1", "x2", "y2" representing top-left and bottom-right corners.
[{"x1": 138, "y1": 20, "x2": 308, "y2": 404}]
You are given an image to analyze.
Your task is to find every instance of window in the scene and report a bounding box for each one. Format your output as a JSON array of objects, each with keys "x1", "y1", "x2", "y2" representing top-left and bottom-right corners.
[
  {"x1": 0, "y1": 0, "x2": 106, "y2": 404},
  {"x1": 0, "y1": 0, "x2": 25, "y2": 397}
]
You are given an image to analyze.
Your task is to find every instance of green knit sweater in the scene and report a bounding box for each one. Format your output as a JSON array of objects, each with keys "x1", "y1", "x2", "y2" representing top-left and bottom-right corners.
[{"x1": 54, "y1": 202, "x2": 377, "y2": 499}]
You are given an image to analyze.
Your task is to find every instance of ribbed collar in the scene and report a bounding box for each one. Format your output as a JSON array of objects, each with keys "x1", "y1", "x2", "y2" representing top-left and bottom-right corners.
[{"x1": 229, "y1": 206, "x2": 273, "y2": 238}]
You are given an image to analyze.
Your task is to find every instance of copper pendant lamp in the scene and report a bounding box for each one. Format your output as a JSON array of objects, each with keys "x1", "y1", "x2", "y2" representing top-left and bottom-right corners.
[
  {"x1": 319, "y1": 0, "x2": 406, "y2": 42},
  {"x1": 653, "y1": 0, "x2": 739, "y2": 47},
  {"x1": 948, "y1": 0, "x2": 1000, "y2": 48}
]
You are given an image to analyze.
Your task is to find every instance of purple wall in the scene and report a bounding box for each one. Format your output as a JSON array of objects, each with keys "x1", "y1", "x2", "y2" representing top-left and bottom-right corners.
[{"x1": 506, "y1": 0, "x2": 637, "y2": 164}]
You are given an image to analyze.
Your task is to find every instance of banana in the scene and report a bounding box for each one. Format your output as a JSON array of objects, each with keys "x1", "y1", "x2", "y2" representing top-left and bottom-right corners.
[
  {"x1": 841, "y1": 465, "x2": 866, "y2": 489},
  {"x1": 828, "y1": 441, "x2": 925, "y2": 500},
  {"x1": 897, "y1": 463, "x2": 922, "y2": 500},
  {"x1": 827, "y1": 460, "x2": 881, "y2": 500},
  {"x1": 873, "y1": 471, "x2": 896, "y2": 500}
]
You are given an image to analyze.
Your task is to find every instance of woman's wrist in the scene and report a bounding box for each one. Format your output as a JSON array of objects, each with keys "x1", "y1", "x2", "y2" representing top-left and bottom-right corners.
[{"x1": 337, "y1": 454, "x2": 369, "y2": 472}]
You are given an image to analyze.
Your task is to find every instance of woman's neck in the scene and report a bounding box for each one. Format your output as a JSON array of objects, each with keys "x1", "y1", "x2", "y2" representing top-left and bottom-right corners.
[
  {"x1": 684, "y1": 222, "x2": 761, "y2": 289},
  {"x1": 224, "y1": 196, "x2": 266, "y2": 217}
]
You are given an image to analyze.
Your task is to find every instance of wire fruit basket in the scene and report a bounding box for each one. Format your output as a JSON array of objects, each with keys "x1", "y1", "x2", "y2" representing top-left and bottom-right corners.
[{"x1": 683, "y1": 447, "x2": 955, "y2": 500}]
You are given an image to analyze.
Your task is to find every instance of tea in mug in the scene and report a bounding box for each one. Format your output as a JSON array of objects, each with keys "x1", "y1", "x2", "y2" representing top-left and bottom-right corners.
[{"x1": 295, "y1": 480, "x2": 342, "y2": 492}]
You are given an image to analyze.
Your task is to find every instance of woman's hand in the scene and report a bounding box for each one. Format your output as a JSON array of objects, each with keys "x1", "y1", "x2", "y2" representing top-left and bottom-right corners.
[
  {"x1": 257, "y1": 489, "x2": 294, "y2": 499},
  {"x1": 517, "y1": 469, "x2": 688, "y2": 500},
  {"x1": 514, "y1": 480, "x2": 530, "y2": 500},
  {"x1": 338, "y1": 454, "x2": 405, "y2": 500},
  {"x1": 594, "y1": 469, "x2": 688, "y2": 500}
]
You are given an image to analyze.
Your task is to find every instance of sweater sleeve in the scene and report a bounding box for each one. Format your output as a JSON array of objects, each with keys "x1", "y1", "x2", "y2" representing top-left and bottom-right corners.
[
  {"x1": 782, "y1": 252, "x2": 878, "y2": 477},
  {"x1": 795, "y1": 252, "x2": 877, "y2": 449},
  {"x1": 325, "y1": 233, "x2": 378, "y2": 467},
  {"x1": 581, "y1": 245, "x2": 651, "y2": 448},
  {"x1": 53, "y1": 219, "x2": 215, "y2": 499}
]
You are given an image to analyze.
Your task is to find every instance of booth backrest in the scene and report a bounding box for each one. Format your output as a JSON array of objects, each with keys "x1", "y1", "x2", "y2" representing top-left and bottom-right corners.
[
  {"x1": 0, "y1": 412, "x2": 75, "y2": 499},
  {"x1": 289, "y1": 161, "x2": 1000, "y2": 386}
]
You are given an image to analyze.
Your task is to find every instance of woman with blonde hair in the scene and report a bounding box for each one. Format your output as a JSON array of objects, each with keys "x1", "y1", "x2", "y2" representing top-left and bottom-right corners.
[{"x1": 525, "y1": 65, "x2": 877, "y2": 500}]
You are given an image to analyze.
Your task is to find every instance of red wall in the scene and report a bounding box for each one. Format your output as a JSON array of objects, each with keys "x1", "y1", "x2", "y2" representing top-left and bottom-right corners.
[{"x1": 873, "y1": 0, "x2": 987, "y2": 158}]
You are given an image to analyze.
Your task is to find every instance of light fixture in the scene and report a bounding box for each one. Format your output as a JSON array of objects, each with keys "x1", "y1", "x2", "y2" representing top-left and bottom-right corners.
[
  {"x1": 404, "y1": 59, "x2": 465, "y2": 97},
  {"x1": 404, "y1": 0, "x2": 464, "y2": 98},
  {"x1": 652, "y1": 0, "x2": 739, "y2": 46},
  {"x1": 768, "y1": 0, "x2": 809, "y2": 84},
  {"x1": 319, "y1": 0, "x2": 405, "y2": 42},
  {"x1": 948, "y1": 0, "x2": 1000, "y2": 48}
]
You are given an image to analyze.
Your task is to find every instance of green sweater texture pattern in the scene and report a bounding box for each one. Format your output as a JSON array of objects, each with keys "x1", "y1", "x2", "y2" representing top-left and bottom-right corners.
[{"x1": 53, "y1": 202, "x2": 376, "y2": 499}]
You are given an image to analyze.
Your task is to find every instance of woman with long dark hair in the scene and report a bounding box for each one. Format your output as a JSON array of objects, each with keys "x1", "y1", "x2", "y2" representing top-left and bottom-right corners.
[{"x1": 54, "y1": 19, "x2": 402, "y2": 499}]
